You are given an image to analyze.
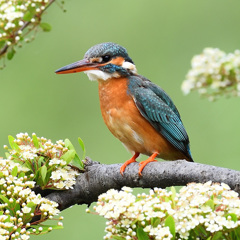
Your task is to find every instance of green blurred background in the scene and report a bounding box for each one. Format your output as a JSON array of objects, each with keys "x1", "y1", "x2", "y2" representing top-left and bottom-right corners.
[{"x1": 1, "y1": 0, "x2": 240, "y2": 239}]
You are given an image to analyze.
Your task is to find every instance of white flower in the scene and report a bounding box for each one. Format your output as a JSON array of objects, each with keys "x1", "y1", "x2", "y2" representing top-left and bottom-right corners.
[
  {"x1": 122, "y1": 186, "x2": 132, "y2": 193},
  {"x1": 40, "y1": 203, "x2": 58, "y2": 214},
  {"x1": 49, "y1": 158, "x2": 61, "y2": 165},
  {"x1": 225, "y1": 219, "x2": 237, "y2": 229},
  {"x1": 53, "y1": 181, "x2": 65, "y2": 189},
  {"x1": 0, "y1": 179, "x2": 6, "y2": 185},
  {"x1": 21, "y1": 151, "x2": 37, "y2": 160},
  {"x1": 50, "y1": 171, "x2": 61, "y2": 180},
  {"x1": 20, "y1": 234, "x2": 30, "y2": 240},
  {"x1": 21, "y1": 207, "x2": 31, "y2": 214},
  {"x1": 94, "y1": 182, "x2": 240, "y2": 240},
  {"x1": 182, "y1": 48, "x2": 240, "y2": 99}
]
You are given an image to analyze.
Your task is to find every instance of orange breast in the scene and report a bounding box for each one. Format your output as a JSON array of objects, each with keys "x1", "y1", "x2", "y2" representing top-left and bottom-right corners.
[{"x1": 98, "y1": 77, "x2": 187, "y2": 160}]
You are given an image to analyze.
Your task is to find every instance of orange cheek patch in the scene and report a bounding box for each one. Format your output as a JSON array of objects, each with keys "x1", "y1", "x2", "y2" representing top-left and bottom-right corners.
[
  {"x1": 110, "y1": 57, "x2": 125, "y2": 66},
  {"x1": 90, "y1": 57, "x2": 102, "y2": 63}
]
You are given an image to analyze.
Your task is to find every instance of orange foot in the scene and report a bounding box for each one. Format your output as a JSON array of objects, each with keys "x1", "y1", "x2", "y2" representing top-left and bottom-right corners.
[
  {"x1": 138, "y1": 152, "x2": 158, "y2": 176},
  {"x1": 120, "y1": 152, "x2": 140, "y2": 175}
]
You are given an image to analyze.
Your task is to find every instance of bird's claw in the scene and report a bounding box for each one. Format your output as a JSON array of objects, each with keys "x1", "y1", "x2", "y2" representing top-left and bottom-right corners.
[{"x1": 139, "y1": 159, "x2": 157, "y2": 165}]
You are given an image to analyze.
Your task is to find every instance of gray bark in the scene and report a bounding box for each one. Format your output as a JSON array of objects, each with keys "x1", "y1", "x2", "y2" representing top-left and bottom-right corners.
[{"x1": 45, "y1": 158, "x2": 240, "y2": 211}]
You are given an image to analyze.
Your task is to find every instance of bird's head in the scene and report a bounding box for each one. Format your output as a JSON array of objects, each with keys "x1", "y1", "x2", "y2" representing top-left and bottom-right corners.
[{"x1": 55, "y1": 42, "x2": 137, "y2": 81}]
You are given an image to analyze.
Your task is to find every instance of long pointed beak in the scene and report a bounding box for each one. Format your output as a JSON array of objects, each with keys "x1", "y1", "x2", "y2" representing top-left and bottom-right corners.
[{"x1": 55, "y1": 59, "x2": 101, "y2": 74}]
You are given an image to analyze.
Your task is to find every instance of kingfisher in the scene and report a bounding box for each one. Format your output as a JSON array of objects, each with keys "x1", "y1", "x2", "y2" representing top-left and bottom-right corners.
[{"x1": 55, "y1": 42, "x2": 193, "y2": 176}]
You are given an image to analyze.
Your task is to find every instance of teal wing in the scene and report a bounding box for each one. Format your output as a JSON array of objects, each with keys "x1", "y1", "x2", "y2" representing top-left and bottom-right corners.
[{"x1": 128, "y1": 75, "x2": 193, "y2": 161}]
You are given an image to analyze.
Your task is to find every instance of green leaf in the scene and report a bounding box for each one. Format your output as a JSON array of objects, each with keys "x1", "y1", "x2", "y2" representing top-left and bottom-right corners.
[
  {"x1": 65, "y1": 139, "x2": 75, "y2": 150},
  {"x1": 0, "y1": 194, "x2": 10, "y2": 205},
  {"x1": 165, "y1": 215, "x2": 175, "y2": 239},
  {"x1": 23, "y1": 160, "x2": 34, "y2": 171},
  {"x1": 61, "y1": 150, "x2": 75, "y2": 164},
  {"x1": 27, "y1": 201, "x2": 36, "y2": 212},
  {"x1": 35, "y1": 169, "x2": 40, "y2": 184},
  {"x1": 43, "y1": 224, "x2": 64, "y2": 230},
  {"x1": 136, "y1": 226, "x2": 150, "y2": 240},
  {"x1": 226, "y1": 213, "x2": 238, "y2": 222},
  {"x1": 32, "y1": 134, "x2": 39, "y2": 148},
  {"x1": 78, "y1": 137, "x2": 86, "y2": 159},
  {"x1": 212, "y1": 232, "x2": 223, "y2": 240},
  {"x1": 19, "y1": 172, "x2": 25, "y2": 178},
  {"x1": 29, "y1": 224, "x2": 63, "y2": 234},
  {"x1": 205, "y1": 199, "x2": 214, "y2": 210},
  {"x1": 164, "y1": 196, "x2": 171, "y2": 202},
  {"x1": 0, "y1": 40, "x2": 5, "y2": 48},
  {"x1": 171, "y1": 186, "x2": 176, "y2": 208},
  {"x1": 44, "y1": 170, "x2": 52, "y2": 186},
  {"x1": 8, "y1": 135, "x2": 20, "y2": 151},
  {"x1": 39, "y1": 142, "x2": 44, "y2": 149},
  {"x1": 7, "y1": 48, "x2": 15, "y2": 60},
  {"x1": 151, "y1": 217, "x2": 161, "y2": 228},
  {"x1": 193, "y1": 224, "x2": 206, "y2": 238},
  {"x1": 11, "y1": 166, "x2": 18, "y2": 177},
  {"x1": 234, "y1": 227, "x2": 240, "y2": 239},
  {"x1": 14, "y1": 202, "x2": 21, "y2": 213},
  {"x1": 112, "y1": 236, "x2": 126, "y2": 240},
  {"x1": 4, "y1": 215, "x2": 10, "y2": 222},
  {"x1": 72, "y1": 154, "x2": 84, "y2": 170},
  {"x1": 40, "y1": 165, "x2": 47, "y2": 182},
  {"x1": 23, "y1": 11, "x2": 34, "y2": 21},
  {"x1": 171, "y1": 186, "x2": 176, "y2": 199},
  {"x1": 38, "y1": 157, "x2": 45, "y2": 168},
  {"x1": 40, "y1": 22, "x2": 52, "y2": 32},
  {"x1": 8, "y1": 198, "x2": 18, "y2": 211},
  {"x1": 65, "y1": 138, "x2": 84, "y2": 169}
]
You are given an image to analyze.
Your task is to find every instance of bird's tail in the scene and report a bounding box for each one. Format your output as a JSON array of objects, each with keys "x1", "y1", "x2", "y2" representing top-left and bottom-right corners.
[{"x1": 186, "y1": 145, "x2": 194, "y2": 162}]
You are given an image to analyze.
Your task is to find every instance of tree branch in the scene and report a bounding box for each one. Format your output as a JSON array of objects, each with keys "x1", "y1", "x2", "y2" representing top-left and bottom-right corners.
[{"x1": 45, "y1": 158, "x2": 240, "y2": 211}]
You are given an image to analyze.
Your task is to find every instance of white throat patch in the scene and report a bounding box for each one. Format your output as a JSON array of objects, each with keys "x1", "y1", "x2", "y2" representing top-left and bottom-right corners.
[
  {"x1": 84, "y1": 70, "x2": 119, "y2": 81},
  {"x1": 122, "y1": 61, "x2": 137, "y2": 74},
  {"x1": 84, "y1": 61, "x2": 137, "y2": 81}
]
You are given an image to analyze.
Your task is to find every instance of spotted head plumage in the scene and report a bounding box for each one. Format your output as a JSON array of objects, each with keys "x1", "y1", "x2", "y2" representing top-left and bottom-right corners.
[
  {"x1": 84, "y1": 42, "x2": 134, "y2": 64},
  {"x1": 55, "y1": 42, "x2": 137, "y2": 81}
]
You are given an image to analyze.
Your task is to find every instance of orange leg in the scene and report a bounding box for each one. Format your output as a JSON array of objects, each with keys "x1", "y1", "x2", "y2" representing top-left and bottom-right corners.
[
  {"x1": 138, "y1": 152, "x2": 158, "y2": 176},
  {"x1": 120, "y1": 152, "x2": 140, "y2": 175}
]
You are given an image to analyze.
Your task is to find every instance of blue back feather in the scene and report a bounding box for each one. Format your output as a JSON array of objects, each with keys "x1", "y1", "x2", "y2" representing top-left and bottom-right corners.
[{"x1": 128, "y1": 75, "x2": 193, "y2": 161}]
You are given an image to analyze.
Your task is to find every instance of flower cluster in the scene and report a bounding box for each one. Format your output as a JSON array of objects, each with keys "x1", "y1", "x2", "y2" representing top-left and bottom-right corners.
[
  {"x1": 92, "y1": 182, "x2": 240, "y2": 240},
  {"x1": 182, "y1": 48, "x2": 240, "y2": 100},
  {"x1": 0, "y1": 158, "x2": 63, "y2": 240},
  {"x1": 5, "y1": 133, "x2": 84, "y2": 190},
  {"x1": 0, "y1": 0, "x2": 63, "y2": 66}
]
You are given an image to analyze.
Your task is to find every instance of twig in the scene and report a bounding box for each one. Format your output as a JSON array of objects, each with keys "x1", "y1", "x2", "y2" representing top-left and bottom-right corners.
[{"x1": 0, "y1": 0, "x2": 56, "y2": 57}]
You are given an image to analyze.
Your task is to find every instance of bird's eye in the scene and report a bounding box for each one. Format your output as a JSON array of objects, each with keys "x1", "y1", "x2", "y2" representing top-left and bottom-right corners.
[{"x1": 102, "y1": 55, "x2": 111, "y2": 63}]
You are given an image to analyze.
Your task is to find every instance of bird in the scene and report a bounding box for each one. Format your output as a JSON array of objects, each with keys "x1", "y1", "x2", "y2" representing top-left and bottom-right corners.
[{"x1": 55, "y1": 42, "x2": 193, "y2": 176}]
